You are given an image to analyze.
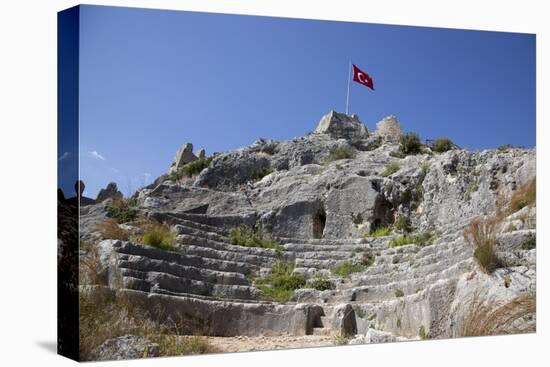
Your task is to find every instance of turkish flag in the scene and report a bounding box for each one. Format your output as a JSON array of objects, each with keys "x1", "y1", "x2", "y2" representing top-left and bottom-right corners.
[{"x1": 352, "y1": 64, "x2": 374, "y2": 90}]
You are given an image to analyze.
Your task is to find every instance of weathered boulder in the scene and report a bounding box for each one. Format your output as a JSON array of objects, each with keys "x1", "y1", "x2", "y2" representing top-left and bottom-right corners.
[
  {"x1": 314, "y1": 111, "x2": 368, "y2": 140},
  {"x1": 375, "y1": 115, "x2": 402, "y2": 143},
  {"x1": 195, "y1": 150, "x2": 271, "y2": 190},
  {"x1": 96, "y1": 182, "x2": 123, "y2": 203},
  {"x1": 90, "y1": 335, "x2": 159, "y2": 361},
  {"x1": 169, "y1": 143, "x2": 198, "y2": 174},
  {"x1": 139, "y1": 183, "x2": 253, "y2": 216}
]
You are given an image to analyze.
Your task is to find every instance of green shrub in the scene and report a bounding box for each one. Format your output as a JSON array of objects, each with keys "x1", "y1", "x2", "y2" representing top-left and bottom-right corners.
[
  {"x1": 229, "y1": 226, "x2": 284, "y2": 251},
  {"x1": 389, "y1": 235, "x2": 415, "y2": 248},
  {"x1": 399, "y1": 132, "x2": 422, "y2": 155},
  {"x1": 366, "y1": 226, "x2": 392, "y2": 238},
  {"x1": 256, "y1": 260, "x2": 306, "y2": 302},
  {"x1": 141, "y1": 222, "x2": 177, "y2": 251},
  {"x1": 106, "y1": 197, "x2": 139, "y2": 224},
  {"x1": 310, "y1": 277, "x2": 334, "y2": 291},
  {"x1": 431, "y1": 137, "x2": 454, "y2": 153},
  {"x1": 180, "y1": 157, "x2": 213, "y2": 178},
  {"x1": 331, "y1": 261, "x2": 365, "y2": 277},
  {"x1": 253, "y1": 165, "x2": 274, "y2": 180},
  {"x1": 169, "y1": 158, "x2": 213, "y2": 181},
  {"x1": 395, "y1": 289, "x2": 405, "y2": 297},
  {"x1": 326, "y1": 146, "x2": 356, "y2": 162},
  {"x1": 389, "y1": 230, "x2": 436, "y2": 248},
  {"x1": 382, "y1": 162, "x2": 400, "y2": 177},
  {"x1": 395, "y1": 216, "x2": 413, "y2": 233}
]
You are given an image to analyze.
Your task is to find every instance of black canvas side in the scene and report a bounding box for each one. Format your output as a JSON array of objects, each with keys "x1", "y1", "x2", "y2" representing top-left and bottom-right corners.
[{"x1": 57, "y1": 5, "x2": 80, "y2": 361}]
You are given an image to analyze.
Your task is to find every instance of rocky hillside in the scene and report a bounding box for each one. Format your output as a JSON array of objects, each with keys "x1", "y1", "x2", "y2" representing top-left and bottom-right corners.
[{"x1": 79, "y1": 111, "x2": 536, "y2": 359}]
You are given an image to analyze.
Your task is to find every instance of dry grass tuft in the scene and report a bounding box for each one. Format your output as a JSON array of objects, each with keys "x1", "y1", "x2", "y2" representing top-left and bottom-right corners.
[
  {"x1": 79, "y1": 290, "x2": 217, "y2": 360},
  {"x1": 97, "y1": 219, "x2": 130, "y2": 241},
  {"x1": 460, "y1": 293, "x2": 536, "y2": 337},
  {"x1": 464, "y1": 217, "x2": 500, "y2": 273},
  {"x1": 508, "y1": 177, "x2": 536, "y2": 214},
  {"x1": 140, "y1": 222, "x2": 177, "y2": 251},
  {"x1": 80, "y1": 247, "x2": 108, "y2": 286}
]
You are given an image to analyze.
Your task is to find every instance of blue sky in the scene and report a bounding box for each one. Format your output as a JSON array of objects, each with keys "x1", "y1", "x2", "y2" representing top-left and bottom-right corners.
[{"x1": 70, "y1": 5, "x2": 535, "y2": 198}]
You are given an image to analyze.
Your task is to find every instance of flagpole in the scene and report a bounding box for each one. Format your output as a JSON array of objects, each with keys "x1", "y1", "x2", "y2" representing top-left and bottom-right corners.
[{"x1": 345, "y1": 62, "x2": 352, "y2": 115}]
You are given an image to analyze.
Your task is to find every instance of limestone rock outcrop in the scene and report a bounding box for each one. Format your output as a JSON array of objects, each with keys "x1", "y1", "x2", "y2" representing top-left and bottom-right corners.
[
  {"x1": 80, "y1": 111, "x2": 536, "y2": 348},
  {"x1": 169, "y1": 143, "x2": 198, "y2": 174},
  {"x1": 96, "y1": 182, "x2": 123, "y2": 203},
  {"x1": 314, "y1": 111, "x2": 369, "y2": 139}
]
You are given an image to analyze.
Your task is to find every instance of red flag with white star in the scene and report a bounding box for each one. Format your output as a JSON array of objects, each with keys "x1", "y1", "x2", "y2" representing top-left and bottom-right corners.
[{"x1": 352, "y1": 64, "x2": 374, "y2": 90}]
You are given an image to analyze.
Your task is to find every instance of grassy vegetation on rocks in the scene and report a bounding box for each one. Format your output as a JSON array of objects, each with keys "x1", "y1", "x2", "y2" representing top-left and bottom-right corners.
[
  {"x1": 310, "y1": 277, "x2": 334, "y2": 291},
  {"x1": 255, "y1": 261, "x2": 306, "y2": 302},
  {"x1": 331, "y1": 261, "x2": 366, "y2": 278},
  {"x1": 141, "y1": 222, "x2": 177, "y2": 251},
  {"x1": 389, "y1": 230, "x2": 437, "y2": 248},
  {"x1": 395, "y1": 216, "x2": 413, "y2": 233},
  {"x1": 365, "y1": 226, "x2": 392, "y2": 238},
  {"x1": 399, "y1": 132, "x2": 422, "y2": 155},
  {"x1": 431, "y1": 137, "x2": 454, "y2": 153},
  {"x1": 229, "y1": 226, "x2": 284, "y2": 251},
  {"x1": 253, "y1": 165, "x2": 274, "y2": 180},
  {"x1": 106, "y1": 197, "x2": 139, "y2": 224},
  {"x1": 325, "y1": 146, "x2": 356, "y2": 163},
  {"x1": 382, "y1": 162, "x2": 400, "y2": 177}
]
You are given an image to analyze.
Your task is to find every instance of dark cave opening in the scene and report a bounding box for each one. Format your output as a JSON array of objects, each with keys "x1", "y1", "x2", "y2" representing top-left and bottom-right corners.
[
  {"x1": 312, "y1": 207, "x2": 326, "y2": 239},
  {"x1": 371, "y1": 196, "x2": 394, "y2": 231}
]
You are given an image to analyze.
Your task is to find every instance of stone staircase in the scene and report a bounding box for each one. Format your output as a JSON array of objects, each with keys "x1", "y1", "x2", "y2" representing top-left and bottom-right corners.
[{"x1": 97, "y1": 211, "x2": 536, "y2": 339}]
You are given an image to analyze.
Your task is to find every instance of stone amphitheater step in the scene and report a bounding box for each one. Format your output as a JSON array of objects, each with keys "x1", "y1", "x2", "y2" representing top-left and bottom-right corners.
[
  {"x1": 176, "y1": 233, "x2": 283, "y2": 261},
  {"x1": 151, "y1": 212, "x2": 253, "y2": 232},
  {"x1": 279, "y1": 237, "x2": 363, "y2": 246},
  {"x1": 149, "y1": 212, "x2": 229, "y2": 235},
  {"x1": 326, "y1": 262, "x2": 473, "y2": 303},
  {"x1": 182, "y1": 244, "x2": 282, "y2": 268},
  {"x1": 118, "y1": 269, "x2": 261, "y2": 300},
  {"x1": 174, "y1": 223, "x2": 228, "y2": 243},
  {"x1": 116, "y1": 254, "x2": 251, "y2": 286},
  {"x1": 108, "y1": 240, "x2": 256, "y2": 275}
]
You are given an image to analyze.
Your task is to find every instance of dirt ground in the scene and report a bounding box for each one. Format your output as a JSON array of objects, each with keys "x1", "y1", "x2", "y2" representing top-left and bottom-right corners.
[{"x1": 206, "y1": 334, "x2": 336, "y2": 353}]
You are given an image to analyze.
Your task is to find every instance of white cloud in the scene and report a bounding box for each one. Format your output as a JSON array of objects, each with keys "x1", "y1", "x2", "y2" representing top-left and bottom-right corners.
[
  {"x1": 58, "y1": 152, "x2": 71, "y2": 161},
  {"x1": 89, "y1": 150, "x2": 106, "y2": 161}
]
